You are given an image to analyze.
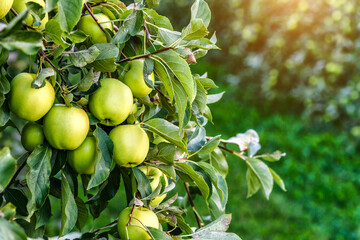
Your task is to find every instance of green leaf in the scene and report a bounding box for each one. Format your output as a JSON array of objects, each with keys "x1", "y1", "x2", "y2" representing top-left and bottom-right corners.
[
  {"x1": 31, "y1": 68, "x2": 55, "y2": 89},
  {"x1": 151, "y1": 164, "x2": 176, "y2": 179},
  {"x1": 87, "y1": 43, "x2": 119, "y2": 72},
  {"x1": 194, "y1": 78, "x2": 207, "y2": 113},
  {"x1": 36, "y1": 198, "x2": 51, "y2": 229},
  {"x1": 68, "y1": 45, "x2": 101, "y2": 68},
  {"x1": 0, "y1": 31, "x2": 43, "y2": 55},
  {"x1": 144, "y1": 118, "x2": 186, "y2": 150},
  {"x1": 193, "y1": 232, "x2": 242, "y2": 240},
  {"x1": 78, "y1": 68, "x2": 99, "y2": 92},
  {"x1": 172, "y1": 78, "x2": 189, "y2": 131},
  {"x1": 153, "y1": 55, "x2": 174, "y2": 102},
  {"x1": 45, "y1": 19, "x2": 71, "y2": 49},
  {"x1": 153, "y1": 143, "x2": 175, "y2": 165},
  {"x1": 133, "y1": 167, "x2": 152, "y2": 198},
  {"x1": 0, "y1": 147, "x2": 15, "y2": 193},
  {"x1": 193, "y1": 214, "x2": 232, "y2": 234},
  {"x1": 256, "y1": 151, "x2": 286, "y2": 162},
  {"x1": 270, "y1": 168, "x2": 286, "y2": 191},
  {"x1": 87, "y1": 126, "x2": 114, "y2": 190},
  {"x1": 187, "y1": 126, "x2": 206, "y2": 152},
  {"x1": 157, "y1": 50, "x2": 195, "y2": 103},
  {"x1": 60, "y1": 172, "x2": 78, "y2": 237},
  {"x1": 0, "y1": 105, "x2": 10, "y2": 127},
  {"x1": 186, "y1": 38, "x2": 219, "y2": 50},
  {"x1": 26, "y1": 145, "x2": 52, "y2": 216},
  {"x1": 0, "y1": 67, "x2": 10, "y2": 94},
  {"x1": 58, "y1": 0, "x2": 82, "y2": 32},
  {"x1": 4, "y1": 188, "x2": 28, "y2": 216},
  {"x1": 198, "y1": 135, "x2": 220, "y2": 155},
  {"x1": 45, "y1": 0, "x2": 59, "y2": 12},
  {"x1": 246, "y1": 158, "x2": 273, "y2": 199},
  {"x1": 181, "y1": 19, "x2": 208, "y2": 41},
  {"x1": 191, "y1": 0, "x2": 211, "y2": 28},
  {"x1": 0, "y1": 218, "x2": 27, "y2": 240},
  {"x1": 112, "y1": 10, "x2": 143, "y2": 45},
  {"x1": 145, "y1": 9, "x2": 173, "y2": 30},
  {"x1": 207, "y1": 91, "x2": 225, "y2": 104},
  {"x1": 1, "y1": 203, "x2": 16, "y2": 220},
  {"x1": 176, "y1": 162, "x2": 210, "y2": 200},
  {"x1": 26, "y1": 1, "x2": 46, "y2": 28},
  {"x1": 148, "y1": 227, "x2": 173, "y2": 240},
  {"x1": 158, "y1": 28, "x2": 181, "y2": 46},
  {"x1": 209, "y1": 148, "x2": 228, "y2": 178},
  {"x1": 75, "y1": 197, "x2": 88, "y2": 231}
]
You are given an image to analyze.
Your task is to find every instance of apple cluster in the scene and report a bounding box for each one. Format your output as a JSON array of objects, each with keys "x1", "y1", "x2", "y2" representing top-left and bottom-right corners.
[{"x1": 1, "y1": 1, "x2": 170, "y2": 238}]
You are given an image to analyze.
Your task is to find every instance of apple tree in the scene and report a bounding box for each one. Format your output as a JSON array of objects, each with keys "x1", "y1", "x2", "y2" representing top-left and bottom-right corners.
[{"x1": 0, "y1": 0, "x2": 286, "y2": 239}]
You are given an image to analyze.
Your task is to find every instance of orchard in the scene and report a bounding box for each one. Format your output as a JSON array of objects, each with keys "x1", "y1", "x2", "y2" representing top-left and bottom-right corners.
[{"x1": 0, "y1": 0, "x2": 286, "y2": 239}]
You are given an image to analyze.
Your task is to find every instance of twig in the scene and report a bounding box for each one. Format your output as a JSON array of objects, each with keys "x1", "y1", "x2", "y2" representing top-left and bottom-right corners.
[
  {"x1": 154, "y1": 86, "x2": 170, "y2": 101},
  {"x1": 117, "y1": 47, "x2": 174, "y2": 64},
  {"x1": 184, "y1": 182, "x2": 202, "y2": 229},
  {"x1": 0, "y1": 159, "x2": 27, "y2": 196},
  {"x1": 206, "y1": 136, "x2": 248, "y2": 161},
  {"x1": 10, "y1": 8, "x2": 36, "y2": 30},
  {"x1": 126, "y1": 205, "x2": 136, "y2": 227},
  {"x1": 92, "y1": 219, "x2": 118, "y2": 234},
  {"x1": 84, "y1": 2, "x2": 106, "y2": 34},
  {"x1": 39, "y1": 50, "x2": 61, "y2": 71}
]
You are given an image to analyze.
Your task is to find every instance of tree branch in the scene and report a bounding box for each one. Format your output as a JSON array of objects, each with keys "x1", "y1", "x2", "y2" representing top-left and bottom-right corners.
[
  {"x1": 126, "y1": 204, "x2": 136, "y2": 227},
  {"x1": 84, "y1": 2, "x2": 106, "y2": 34},
  {"x1": 184, "y1": 182, "x2": 202, "y2": 229},
  {"x1": 117, "y1": 47, "x2": 174, "y2": 64},
  {"x1": 206, "y1": 136, "x2": 248, "y2": 161}
]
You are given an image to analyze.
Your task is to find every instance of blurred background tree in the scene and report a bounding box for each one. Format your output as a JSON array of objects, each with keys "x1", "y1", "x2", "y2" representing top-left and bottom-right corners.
[{"x1": 161, "y1": 0, "x2": 360, "y2": 239}]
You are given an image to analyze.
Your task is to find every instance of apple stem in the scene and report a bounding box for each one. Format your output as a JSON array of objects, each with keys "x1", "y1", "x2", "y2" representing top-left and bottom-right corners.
[
  {"x1": 184, "y1": 182, "x2": 202, "y2": 229},
  {"x1": 84, "y1": 2, "x2": 107, "y2": 34},
  {"x1": 126, "y1": 204, "x2": 137, "y2": 227}
]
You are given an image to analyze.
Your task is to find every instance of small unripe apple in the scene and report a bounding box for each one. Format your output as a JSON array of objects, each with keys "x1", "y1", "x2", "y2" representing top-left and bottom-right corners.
[
  {"x1": 21, "y1": 122, "x2": 44, "y2": 151},
  {"x1": 89, "y1": 78, "x2": 133, "y2": 126},
  {"x1": 117, "y1": 206, "x2": 159, "y2": 240},
  {"x1": 43, "y1": 105, "x2": 90, "y2": 150},
  {"x1": 138, "y1": 165, "x2": 168, "y2": 206},
  {"x1": 67, "y1": 136, "x2": 96, "y2": 175},
  {"x1": 12, "y1": 0, "x2": 48, "y2": 29},
  {"x1": 123, "y1": 59, "x2": 155, "y2": 98},
  {"x1": 77, "y1": 14, "x2": 113, "y2": 44},
  {"x1": 109, "y1": 125, "x2": 149, "y2": 167},
  {"x1": 0, "y1": 0, "x2": 14, "y2": 19},
  {"x1": 9, "y1": 73, "x2": 55, "y2": 122}
]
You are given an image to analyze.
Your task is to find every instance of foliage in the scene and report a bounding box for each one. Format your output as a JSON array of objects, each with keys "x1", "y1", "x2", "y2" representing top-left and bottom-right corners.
[{"x1": 0, "y1": 0, "x2": 285, "y2": 239}]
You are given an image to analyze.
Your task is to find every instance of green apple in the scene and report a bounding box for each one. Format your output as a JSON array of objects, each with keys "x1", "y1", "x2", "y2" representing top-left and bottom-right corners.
[
  {"x1": 117, "y1": 206, "x2": 159, "y2": 240},
  {"x1": 0, "y1": 0, "x2": 14, "y2": 19},
  {"x1": 9, "y1": 73, "x2": 55, "y2": 122},
  {"x1": 89, "y1": 78, "x2": 133, "y2": 126},
  {"x1": 123, "y1": 59, "x2": 155, "y2": 98},
  {"x1": 109, "y1": 125, "x2": 149, "y2": 167},
  {"x1": 77, "y1": 14, "x2": 113, "y2": 44},
  {"x1": 138, "y1": 165, "x2": 168, "y2": 207},
  {"x1": 21, "y1": 122, "x2": 44, "y2": 151},
  {"x1": 12, "y1": 0, "x2": 48, "y2": 29},
  {"x1": 67, "y1": 136, "x2": 96, "y2": 175},
  {"x1": 43, "y1": 105, "x2": 90, "y2": 150}
]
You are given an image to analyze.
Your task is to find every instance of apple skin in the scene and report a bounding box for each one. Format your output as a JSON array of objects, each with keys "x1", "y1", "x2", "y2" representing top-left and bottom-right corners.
[
  {"x1": 117, "y1": 206, "x2": 159, "y2": 240},
  {"x1": 9, "y1": 73, "x2": 55, "y2": 122},
  {"x1": 12, "y1": 0, "x2": 48, "y2": 29},
  {"x1": 21, "y1": 122, "x2": 44, "y2": 151},
  {"x1": 109, "y1": 125, "x2": 149, "y2": 167},
  {"x1": 138, "y1": 165, "x2": 169, "y2": 207},
  {"x1": 89, "y1": 78, "x2": 133, "y2": 126},
  {"x1": 67, "y1": 136, "x2": 96, "y2": 175},
  {"x1": 123, "y1": 59, "x2": 155, "y2": 98},
  {"x1": 0, "y1": 0, "x2": 14, "y2": 19},
  {"x1": 77, "y1": 14, "x2": 113, "y2": 44},
  {"x1": 43, "y1": 105, "x2": 90, "y2": 150}
]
